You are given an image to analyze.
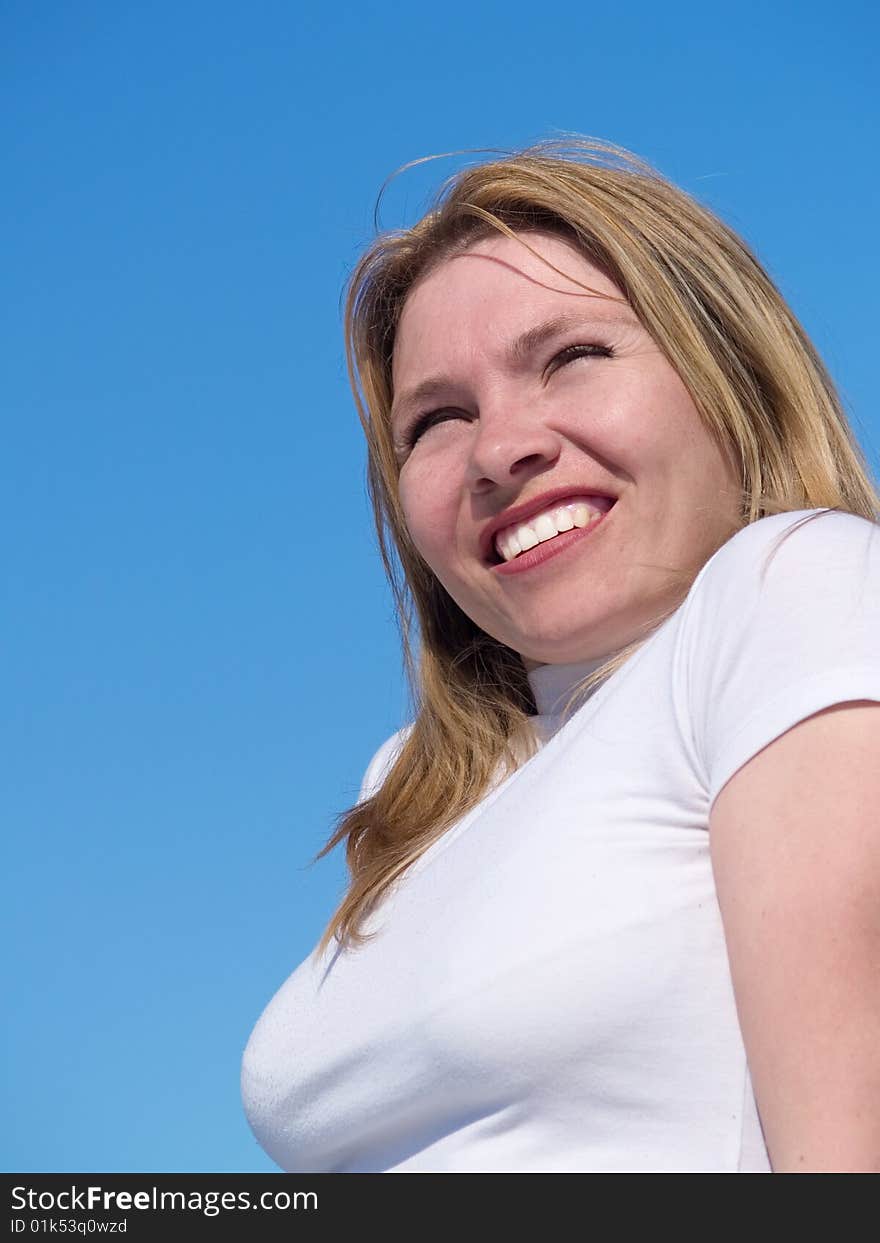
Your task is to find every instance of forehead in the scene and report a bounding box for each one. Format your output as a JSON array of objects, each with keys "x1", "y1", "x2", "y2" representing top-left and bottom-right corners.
[{"x1": 392, "y1": 231, "x2": 629, "y2": 384}]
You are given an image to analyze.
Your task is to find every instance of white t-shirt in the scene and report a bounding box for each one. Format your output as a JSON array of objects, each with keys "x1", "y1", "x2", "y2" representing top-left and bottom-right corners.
[{"x1": 241, "y1": 509, "x2": 880, "y2": 1172}]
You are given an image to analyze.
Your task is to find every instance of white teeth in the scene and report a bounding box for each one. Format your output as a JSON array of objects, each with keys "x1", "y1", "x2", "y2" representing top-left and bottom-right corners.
[
  {"x1": 494, "y1": 497, "x2": 608, "y2": 562},
  {"x1": 532, "y1": 513, "x2": 558, "y2": 541},
  {"x1": 499, "y1": 530, "x2": 522, "y2": 560}
]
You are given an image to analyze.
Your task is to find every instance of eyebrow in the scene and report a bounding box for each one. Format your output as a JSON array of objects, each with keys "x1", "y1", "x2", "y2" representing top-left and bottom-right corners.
[{"x1": 390, "y1": 307, "x2": 634, "y2": 427}]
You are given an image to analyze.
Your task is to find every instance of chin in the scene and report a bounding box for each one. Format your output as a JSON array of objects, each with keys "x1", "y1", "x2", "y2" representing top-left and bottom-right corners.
[
  {"x1": 508, "y1": 634, "x2": 608, "y2": 667},
  {"x1": 501, "y1": 614, "x2": 616, "y2": 667}
]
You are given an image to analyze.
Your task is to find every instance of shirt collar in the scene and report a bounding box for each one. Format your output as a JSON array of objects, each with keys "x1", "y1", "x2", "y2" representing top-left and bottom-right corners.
[{"x1": 526, "y1": 655, "x2": 611, "y2": 717}]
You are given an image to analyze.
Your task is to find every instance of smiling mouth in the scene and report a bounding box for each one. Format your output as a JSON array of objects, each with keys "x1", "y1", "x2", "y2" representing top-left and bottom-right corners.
[{"x1": 489, "y1": 496, "x2": 615, "y2": 565}]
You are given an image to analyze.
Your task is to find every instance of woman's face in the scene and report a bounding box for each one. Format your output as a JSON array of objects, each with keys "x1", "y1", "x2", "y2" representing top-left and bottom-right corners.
[{"x1": 390, "y1": 230, "x2": 743, "y2": 666}]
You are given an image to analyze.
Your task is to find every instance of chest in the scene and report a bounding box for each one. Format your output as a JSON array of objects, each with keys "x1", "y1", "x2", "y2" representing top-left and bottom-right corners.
[{"x1": 242, "y1": 665, "x2": 741, "y2": 1171}]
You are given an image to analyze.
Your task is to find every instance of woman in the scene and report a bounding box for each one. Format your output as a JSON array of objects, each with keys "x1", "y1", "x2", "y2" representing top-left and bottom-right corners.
[{"x1": 242, "y1": 138, "x2": 880, "y2": 1172}]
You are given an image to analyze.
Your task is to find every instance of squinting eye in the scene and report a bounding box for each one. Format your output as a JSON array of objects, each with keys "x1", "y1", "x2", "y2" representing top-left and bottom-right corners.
[
  {"x1": 551, "y1": 343, "x2": 615, "y2": 369},
  {"x1": 404, "y1": 408, "x2": 467, "y2": 448}
]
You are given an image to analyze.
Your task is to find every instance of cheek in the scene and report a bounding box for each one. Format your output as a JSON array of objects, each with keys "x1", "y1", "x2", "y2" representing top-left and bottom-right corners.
[
  {"x1": 617, "y1": 378, "x2": 708, "y2": 473},
  {"x1": 398, "y1": 468, "x2": 458, "y2": 565}
]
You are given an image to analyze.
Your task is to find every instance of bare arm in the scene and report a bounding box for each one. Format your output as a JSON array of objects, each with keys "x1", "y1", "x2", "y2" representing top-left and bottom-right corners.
[{"x1": 709, "y1": 700, "x2": 880, "y2": 1172}]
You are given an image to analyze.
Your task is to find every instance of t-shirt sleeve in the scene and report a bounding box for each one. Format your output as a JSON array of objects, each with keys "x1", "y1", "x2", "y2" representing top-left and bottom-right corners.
[
  {"x1": 678, "y1": 509, "x2": 880, "y2": 811},
  {"x1": 357, "y1": 725, "x2": 413, "y2": 803}
]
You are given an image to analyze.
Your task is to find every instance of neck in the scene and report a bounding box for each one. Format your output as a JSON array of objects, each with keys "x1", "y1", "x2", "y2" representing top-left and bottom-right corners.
[{"x1": 526, "y1": 654, "x2": 612, "y2": 716}]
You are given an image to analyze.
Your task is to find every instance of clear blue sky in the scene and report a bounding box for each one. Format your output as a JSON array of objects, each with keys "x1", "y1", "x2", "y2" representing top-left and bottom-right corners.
[{"x1": 3, "y1": 0, "x2": 878, "y2": 1172}]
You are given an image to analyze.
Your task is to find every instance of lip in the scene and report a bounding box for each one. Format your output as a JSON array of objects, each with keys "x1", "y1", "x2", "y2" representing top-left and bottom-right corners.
[
  {"x1": 491, "y1": 500, "x2": 615, "y2": 575},
  {"x1": 480, "y1": 485, "x2": 618, "y2": 564}
]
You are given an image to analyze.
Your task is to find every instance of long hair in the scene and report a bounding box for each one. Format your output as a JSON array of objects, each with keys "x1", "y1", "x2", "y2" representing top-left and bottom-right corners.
[{"x1": 313, "y1": 136, "x2": 879, "y2": 956}]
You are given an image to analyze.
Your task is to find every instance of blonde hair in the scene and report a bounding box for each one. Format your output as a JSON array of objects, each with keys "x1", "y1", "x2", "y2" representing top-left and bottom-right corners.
[{"x1": 313, "y1": 136, "x2": 879, "y2": 956}]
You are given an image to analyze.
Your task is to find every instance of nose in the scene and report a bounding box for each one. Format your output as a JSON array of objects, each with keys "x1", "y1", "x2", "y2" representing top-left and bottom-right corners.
[{"x1": 465, "y1": 403, "x2": 562, "y2": 492}]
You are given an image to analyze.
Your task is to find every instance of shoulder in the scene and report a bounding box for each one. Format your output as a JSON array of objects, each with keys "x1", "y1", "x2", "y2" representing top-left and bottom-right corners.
[
  {"x1": 688, "y1": 507, "x2": 880, "y2": 611},
  {"x1": 676, "y1": 508, "x2": 880, "y2": 807},
  {"x1": 702, "y1": 506, "x2": 879, "y2": 579},
  {"x1": 358, "y1": 724, "x2": 414, "y2": 802}
]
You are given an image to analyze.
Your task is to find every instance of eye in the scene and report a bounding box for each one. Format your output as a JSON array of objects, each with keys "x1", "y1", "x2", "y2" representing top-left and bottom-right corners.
[
  {"x1": 403, "y1": 407, "x2": 468, "y2": 449},
  {"x1": 549, "y1": 342, "x2": 615, "y2": 372}
]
